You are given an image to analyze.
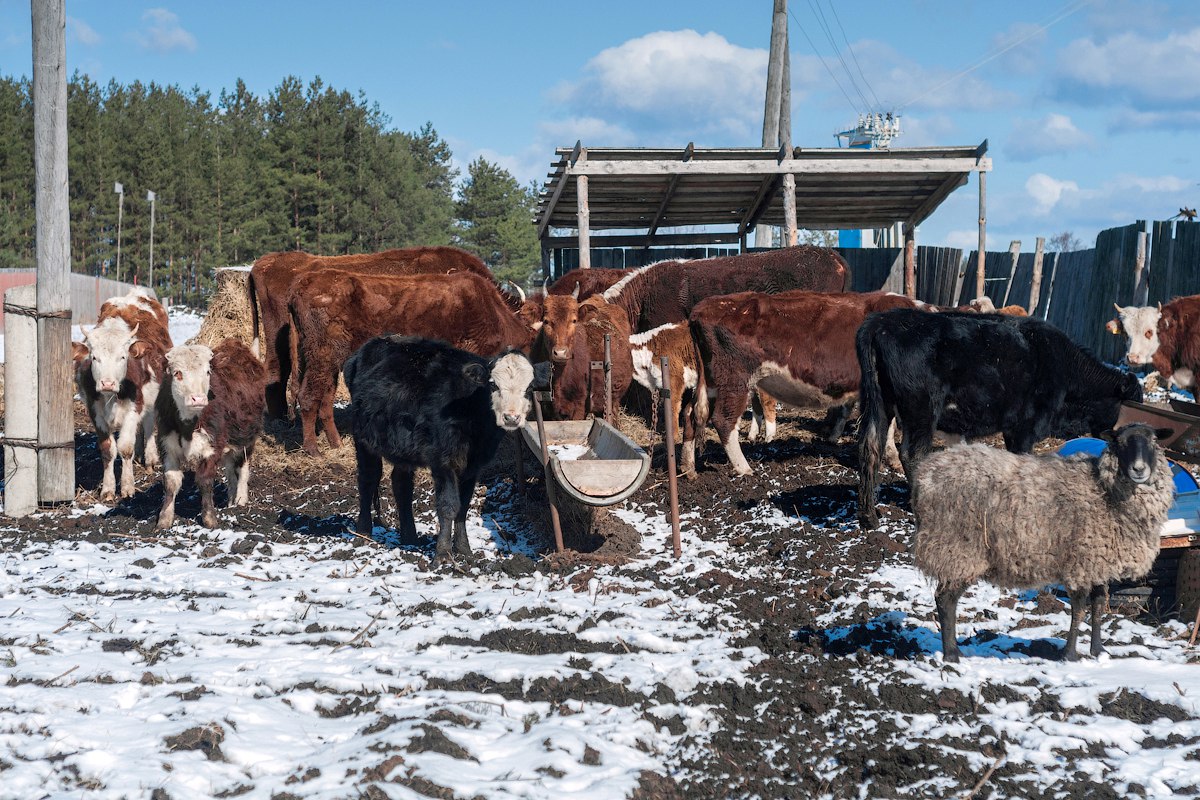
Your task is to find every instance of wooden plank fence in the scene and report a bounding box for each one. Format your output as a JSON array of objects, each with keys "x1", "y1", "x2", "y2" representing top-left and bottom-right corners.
[{"x1": 0, "y1": 270, "x2": 152, "y2": 333}]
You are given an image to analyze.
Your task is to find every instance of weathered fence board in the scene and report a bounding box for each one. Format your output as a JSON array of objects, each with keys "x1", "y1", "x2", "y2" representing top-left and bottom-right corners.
[{"x1": 0, "y1": 270, "x2": 150, "y2": 333}]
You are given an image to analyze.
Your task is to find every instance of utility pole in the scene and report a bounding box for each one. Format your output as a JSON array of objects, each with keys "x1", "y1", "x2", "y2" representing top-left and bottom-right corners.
[
  {"x1": 756, "y1": 0, "x2": 788, "y2": 250},
  {"x1": 30, "y1": 0, "x2": 75, "y2": 503},
  {"x1": 147, "y1": 189, "x2": 156, "y2": 292},
  {"x1": 114, "y1": 181, "x2": 124, "y2": 282}
]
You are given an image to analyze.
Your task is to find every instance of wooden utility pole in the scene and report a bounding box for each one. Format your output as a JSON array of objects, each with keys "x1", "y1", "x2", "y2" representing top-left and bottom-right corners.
[
  {"x1": 31, "y1": 0, "x2": 75, "y2": 503},
  {"x1": 1134, "y1": 230, "x2": 1149, "y2": 305},
  {"x1": 576, "y1": 146, "x2": 590, "y2": 269},
  {"x1": 780, "y1": 27, "x2": 798, "y2": 247},
  {"x1": 756, "y1": 0, "x2": 787, "y2": 249}
]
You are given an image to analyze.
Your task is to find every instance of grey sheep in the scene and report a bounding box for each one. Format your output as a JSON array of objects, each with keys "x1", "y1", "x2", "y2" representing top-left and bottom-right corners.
[{"x1": 912, "y1": 423, "x2": 1175, "y2": 663}]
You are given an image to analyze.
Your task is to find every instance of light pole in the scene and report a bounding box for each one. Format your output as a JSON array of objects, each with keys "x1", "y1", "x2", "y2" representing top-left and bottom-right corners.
[
  {"x1": 146, "y1": 189, "x2": 156, "y2": 292},
  {"x1": 114, "y1": 181, "x2": 123, "y2": 281}
]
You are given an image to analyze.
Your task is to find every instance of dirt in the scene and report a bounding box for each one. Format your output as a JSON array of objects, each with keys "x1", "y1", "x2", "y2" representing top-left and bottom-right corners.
[{"x1": 7, "y1": 400, "x2": 1200, "y2": 798}]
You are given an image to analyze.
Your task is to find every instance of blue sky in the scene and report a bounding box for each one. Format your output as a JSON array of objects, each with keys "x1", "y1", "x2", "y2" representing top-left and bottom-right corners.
[{"x1": 1, "y1": 0, "x2": 1198, "y2": 251}]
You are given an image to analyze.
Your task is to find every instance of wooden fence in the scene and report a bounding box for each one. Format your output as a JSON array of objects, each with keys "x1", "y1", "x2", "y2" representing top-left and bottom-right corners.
[{"x1": 0, "y1": 270, "x2": 152, "y2": 333}]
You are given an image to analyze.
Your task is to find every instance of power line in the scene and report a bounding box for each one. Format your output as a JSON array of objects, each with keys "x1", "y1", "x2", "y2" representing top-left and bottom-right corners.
[
  {"x1": 899, "y1": 0, "x2": 1092, "y2": 110},
  {"x1": 806, "y1": 0, "x2": 873, "y2": 112},
  {"x1": 788, "y1": 8, "x2": 861, "y2": 114},
  {"x1": 826, "y1": 0, "x2": 882, "y2": 110}
]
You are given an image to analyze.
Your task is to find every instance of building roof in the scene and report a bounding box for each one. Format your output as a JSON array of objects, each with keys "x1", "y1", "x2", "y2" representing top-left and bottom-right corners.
[{"x1": 535, "y1": 141, "x2": 991, "y2": 244}]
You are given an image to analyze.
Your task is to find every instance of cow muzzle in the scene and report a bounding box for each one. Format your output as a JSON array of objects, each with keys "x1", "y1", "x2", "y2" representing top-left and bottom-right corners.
[
  {"x1": 187, "y1": 395, "x2": 209, "y2": 410},
  {"x1": 97, "y1": 379, "x2": 119, "y2": 393},
  {"x1": 501, "y1": 412, "x2": 524, "y2": 431}
]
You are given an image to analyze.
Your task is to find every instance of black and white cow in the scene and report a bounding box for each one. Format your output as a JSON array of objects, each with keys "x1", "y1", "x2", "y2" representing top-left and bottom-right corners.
[
  {"x1": 856, "y1": 309, "x2": 1143, "y2": 529},
  {"x1": 156, "y1": 340, "x2": 266, "y2": 529},
  {"x1": 343, "y1": 335, "x2": 550, "y2": 560},
  {"x1": 72, "y1": 315, "x2": 169, "y2": 499}
]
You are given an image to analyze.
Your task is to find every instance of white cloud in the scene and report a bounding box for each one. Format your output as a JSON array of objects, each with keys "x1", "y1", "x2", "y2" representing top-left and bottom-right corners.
[
  {"x1": 1006, "y1": 113, "x2": 1093, "y2": 162},
  {"x1": 67, "y1": 17, "x2": 101, "y2": 46},
  {"x1": 944, "y1": 229, "x2": 983, "y2": 250},
  {"x1": 848, "y1": 40, "x2": 1016, "y2": 112},
  {"x1": 897, "y1": 113, "x2": 958, "y2": 146},
  {"x1": 989, "y1": 21, "x2": 1046, "y2": 75},
  {"x1": 1108, "y1": 108, "x2": 1200, "y2": 132},
  {"x1": 1084, "y1": 0, "x2": 1178, "y2": 35},
  {"x1": 537, "y1": 117, "x2": 637, "y2": 148},
  {"x1": 1056, "y1": 27, "x2": 1200, "y2": 108},
  {"x1": 135, "y1": 8, "x2": 196, "y2": 54},
  {"x1": 1025, "y1": 173, "x2": 1080, "y2": 215}
]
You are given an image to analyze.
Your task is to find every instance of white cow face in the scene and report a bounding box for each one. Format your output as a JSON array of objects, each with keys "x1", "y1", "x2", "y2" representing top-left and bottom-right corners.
[
  {"x1": 75, "y1": 318, "x2": 144, "y2": 394},
  {"x1": 166, "y1": 344, "x2": 214, "y2": 419},
  {"x1": 487, "y1": 353, "x2": 536, "y2": 431},
  {"x1": 1110, "y1": 304, "x2": 1161, "y2": 367}
]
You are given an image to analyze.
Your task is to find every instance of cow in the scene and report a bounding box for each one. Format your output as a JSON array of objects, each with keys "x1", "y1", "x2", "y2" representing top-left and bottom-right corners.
[
  {"x1": 343, "y1": 335, "x2": 549, "y2": 560},
  {"x1": 249, "y1": 246, "x2": 495, "y2": 419},
  {"x1": 602, "y1": 246, "x2": 850, "y2": 334},
  {"x1": 71, "y1": 290, "x2": 172, "y2": 500},
  {"x1": 1109, "y1": 297, "x2": 1200, "y2": 391},
  {"x1": 287, "y1": 269, "x2": 536, "y2": 455},
  {"x1": 627, "y1": 321, "x2": 706, "y2": 473},
  {"x1": 856, "y1": 309, "x2": 1143, "y2": 529},
  {"x1": 543, "y1": 295, "x2": 634, "y2": 421},
  {"x1": 548, "y1": 267, "x2": 633, "y2": 300},
  {"x1": 155, "y1": 340, "x2": 266, "y2": 530},
  {"x1": 690, "y1": 291, "x2": 919, "y2": 476}
]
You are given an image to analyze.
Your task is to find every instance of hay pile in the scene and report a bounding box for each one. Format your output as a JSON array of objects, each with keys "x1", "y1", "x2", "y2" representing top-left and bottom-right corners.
[{"x1": 189, "y1": 267, "x2": 255, "y2": 350}]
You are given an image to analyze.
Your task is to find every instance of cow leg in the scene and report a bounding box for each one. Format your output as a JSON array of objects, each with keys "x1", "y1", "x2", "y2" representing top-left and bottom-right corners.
[
  {"x1": 822, "y1": 403, "x2": 853, "y2": 443},
  {"x1": 759, "y1": 391, "x2": 777, "y2": 442},
  {"x1": 453, "y1": 473, "x2": 477, "y2": 559},
  {"x1": 297, "y1": 374, "x2": 322, "y2": 457},
  {"x1": 156, "y1": 435, "x2": 183, "y2": 530},
  {"x1": 935, "y1": 583, "x2": 965, "y2": 663},
  {"x1": 355, "y1": 445, "x2": 383, "y2": 536},
  {"x1": 1089, "y1": 584, "x2": 1108, "y2": 657},
  {"x1": 431, "y1": 470, "x2": 460, "y2": 561},
  {"x1": 321, "y1": 368, "x2": 342, "y2": 449},
  {"x1": 712, "y1": 389, "x2": 753, "y2": 476},
  {"x1": 197, "y1": 456, "x2": 220, "y2": 529},
  {"x1": 223, "y1": 447, "x2": 251, "y2": 507},
  {"x1": 1064, "y1": 587, "x2": 1089, "y2": 662},
  {"x1": 97, "y1": 433, "x2": 117, "y2": 501},
  {"x1": 264, "y1": 326, "x2": 291, "y2": 421},
  {"x1": 897, "y1": 420, "x2": 934, "y2": 483},
  {"x1": 140, "y1": 408, "x2": 160, "y2": 468},
  {"x1": 884, "y1": 419, "x2": 903, "y2": 472},
  {"x1": 115, "y1": 407, "x2": 141, "y2": 498},
  {"x1": 747, "y1": 397, "x2": 761, "y2": 442},
  {"x1": 390, "y1": 466, "x2": 418, "y2": 545},
  {"x1": 678, "y1": 384, "x2": 697, "y2": 478}
]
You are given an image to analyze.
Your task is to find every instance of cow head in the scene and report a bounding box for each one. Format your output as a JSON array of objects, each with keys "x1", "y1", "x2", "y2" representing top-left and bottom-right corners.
[
  {"x1": 166, "y1": 344, "x2": 215, "y2": 419},
  {"x1": 541, "y1": 291, "x2": 580, "y2": 363},
  {"x1": 1109, "y1": 304, "x2": 1161, "y2": 367},
  {"x1": 462, "y1": 351, "x2": 547, "y2": 432},
  {"x1": 75, "y1": 318, "x2": 145, "y2": 394}
]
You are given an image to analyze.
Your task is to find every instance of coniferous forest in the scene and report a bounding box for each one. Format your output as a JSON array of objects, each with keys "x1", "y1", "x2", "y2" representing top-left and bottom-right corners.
[{"x1": 0, "y1": 73, "x2": 540, "y2": 306}]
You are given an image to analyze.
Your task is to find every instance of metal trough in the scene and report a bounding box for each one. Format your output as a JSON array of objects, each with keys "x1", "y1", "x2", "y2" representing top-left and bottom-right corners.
[{"x1": 520, "y1": 418, "x2": 651, "y2": 507}]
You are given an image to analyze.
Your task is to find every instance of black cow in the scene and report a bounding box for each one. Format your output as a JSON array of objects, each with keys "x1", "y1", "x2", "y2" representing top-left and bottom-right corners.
[
  {"x1": 856, "y1": 309, "x2": 1142, "y2": 529},
  {"x1": 343, "y1": 335, "x2": 550, "y2": 560}
]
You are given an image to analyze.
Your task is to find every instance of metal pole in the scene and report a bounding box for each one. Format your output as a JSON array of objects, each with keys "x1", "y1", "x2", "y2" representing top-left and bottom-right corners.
[
  {"x1": 147, "y1": 189, "x2": 156, "y2": 293},
  {"x1": 603, "y1": 333, "x2": 613, "y2": 423},
  {"x1": 114, "y1": 181, "x2": 123, "y2": 283},
  {"x1": 660, "y1": 356, "x2": 681, "y2": 559},
  {"x1": 533, "y1": 391, "x2": 565, "y2": 553},
  {"x1": 976, "y1": 171, "x2": 987, "y2": 299}
]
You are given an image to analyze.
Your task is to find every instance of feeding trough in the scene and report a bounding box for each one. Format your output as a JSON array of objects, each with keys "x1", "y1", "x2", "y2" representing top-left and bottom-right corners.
[{"x1": 520, "y1": 418, "x2": 650, "y2": 507}]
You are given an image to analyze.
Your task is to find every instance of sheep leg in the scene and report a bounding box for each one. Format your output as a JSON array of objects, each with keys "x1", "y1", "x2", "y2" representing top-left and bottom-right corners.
[
  {"x1": 1064, "y1": 587, "x2": 1089, "y2": 662},
  {"x1": 1089, "y1": 584, "x2": 1108, "y2": 657},
  {"x1": 935, "y1": 584, "x2": 965, "y2": 663}
]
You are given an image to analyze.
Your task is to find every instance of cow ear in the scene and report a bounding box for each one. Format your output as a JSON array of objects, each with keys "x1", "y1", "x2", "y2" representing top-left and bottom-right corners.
[
  {"x1": 1106, "y1": 319, "x2": 1122, "y2": 335},
  {"x1": 462, "y1": 362, "x2": 488, "y2": 387},
  {"x1": 129, "y1": 340, "x2": 150, "y2": 359},
  {"x1": 71, "y1": 341, "x2": 90, "y2": 364},
  {"x1": 532, "y1": 361, "x2": 553, "y2": 391}
]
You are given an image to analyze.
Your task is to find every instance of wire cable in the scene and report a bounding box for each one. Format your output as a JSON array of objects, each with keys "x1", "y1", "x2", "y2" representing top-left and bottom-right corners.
[
  {"x1": 827, "y1": 0, "x2": 883, "y2": 110},
  {"x1": 807, "y1": 0, "x2": 873, "y2": 112},
  {"x1": 788, "y1": 8, "x2": 861, "y2": 114}
]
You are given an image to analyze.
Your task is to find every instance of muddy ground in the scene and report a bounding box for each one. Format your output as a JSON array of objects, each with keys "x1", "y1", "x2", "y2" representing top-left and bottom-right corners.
[{"x1": 6, "y1": 399, "x2": 1200, "y2": 799}]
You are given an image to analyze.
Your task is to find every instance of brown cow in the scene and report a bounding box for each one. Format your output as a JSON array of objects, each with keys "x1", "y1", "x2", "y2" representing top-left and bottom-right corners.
[
  {"x1": 548, "y1": 267, "x2": 633, "y2": 300},
  {"x1": 545, "y1": 296, "x2": 633, "y2": 421},
  {"x1": 249, "y1": 246, "x2": 495, "y2": 419},
  {"x1": 1109, "y1": 295, "x2": 1200, "y2": 391},
  {"x1": 691, "y1": 290, "x2": 918, "y2": 475},
  {"x1": 603, "y1": 246, "x2": 850, "y2": 333},
  {"x1": 288, "y1": 269, "x2": 535, "y2": 455},
  {"x1": 71, "y1": 289, "x2": 172, "y2": 499}
]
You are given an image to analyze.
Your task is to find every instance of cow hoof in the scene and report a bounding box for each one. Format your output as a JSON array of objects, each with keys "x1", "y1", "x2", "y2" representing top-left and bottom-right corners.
[
  {"x1": 201, "y1": 512, "x2": 218, "y2": 529},
  {"x1": 119, "y1": 486, "x2": 136, "y2": 499},
  {"x1": 156, "y1": 515, "x2": 173, "y2": 531},
  {"x1": 100, "y1": 490, "x2": 116, "y2": 503},
  {"x1": 302, "y1": 444, "x2": 321, "y2": 458},
  {"x1": 859, "y1": 512, "x2": 879, "y2": 530}
]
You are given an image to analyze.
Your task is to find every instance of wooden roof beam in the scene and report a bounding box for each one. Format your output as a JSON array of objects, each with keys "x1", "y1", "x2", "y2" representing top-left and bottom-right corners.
[
  {"x1": 646, "y1": 142, "x2": 694, "y2": 240},
  {"x1": 536, "y1": 140, "x2": 582, "y2": 239},
  {"x1": 569, "y1": 156, "x2": 991, "y2": 176},
  {"x1": 739, "y1": 175, "x2": 781, "y2": 235}
]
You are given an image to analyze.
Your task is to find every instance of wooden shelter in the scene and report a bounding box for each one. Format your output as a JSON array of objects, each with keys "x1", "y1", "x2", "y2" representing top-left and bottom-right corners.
[{"x1": 535, "y1": 140, "x2": 992, "y2": 298}]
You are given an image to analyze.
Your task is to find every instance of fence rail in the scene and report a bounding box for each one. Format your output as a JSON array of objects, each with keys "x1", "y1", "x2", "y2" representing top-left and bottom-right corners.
[{"x1": 0, "y1": 271, "x2": 153, "y2": 333}]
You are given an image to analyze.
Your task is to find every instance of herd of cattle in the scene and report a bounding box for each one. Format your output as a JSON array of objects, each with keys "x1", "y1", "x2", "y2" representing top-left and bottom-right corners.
[{"x1": 68, "y1": 243, "x2": 1188, "y2": 560}]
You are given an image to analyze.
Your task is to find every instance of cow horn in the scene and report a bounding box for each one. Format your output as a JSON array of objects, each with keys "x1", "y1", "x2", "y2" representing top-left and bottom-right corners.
[
  {"x1": 1113, "y1": 303, "x2": 1123, "y2": 313},
  {"x1": 571, "y1": 281, "x2": 580, "y2": 300},
  {"x1": 510, "y1": 282, "x2": 526, "y2": 304}
]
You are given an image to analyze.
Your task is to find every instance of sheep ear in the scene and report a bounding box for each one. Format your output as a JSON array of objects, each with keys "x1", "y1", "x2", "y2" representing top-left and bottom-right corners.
[{"x1": 1098, "y1": 429, "x2": 1117, "y2": 443}]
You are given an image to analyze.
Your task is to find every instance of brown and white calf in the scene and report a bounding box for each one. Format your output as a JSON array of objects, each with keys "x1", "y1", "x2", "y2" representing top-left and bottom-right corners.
[
  {"x1": 1108, "y1": 297, "x2": 1200, "y2": 391},
  {"x1": 156, "y1": 340, "x2": 265, "y2": 529},
  {"x1": 72, "y1": 291, "x2": 172, "y2": 500},
  {"x1": 691, "y1": 290, "x2": 918, "y2": 475}
]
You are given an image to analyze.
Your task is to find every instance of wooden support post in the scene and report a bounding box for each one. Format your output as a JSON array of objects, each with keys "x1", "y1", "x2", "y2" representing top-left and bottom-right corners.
[
  {"x1": 604, "y1": 334, "x2": 613, "y2": 424},
  {"x1": 1029, "y1": 236, "x2": 1045, "y2": 316},
  {"x1": 32, "y1": 0, "x2": 75, "y2": 504},
  {"x1": 540, "y1": 244, "x2": 551, "y2": 283},
  {"x1": 977, "y1": 171, "x2": 987, "y2": 300},
  {"x1": 780, "y1": 28, "x2": 797, "y2": 248},
  {"x1": 1134, "y1": 230, "x2": 1149, "y2": 305},
  {"x1": 4, "y1": 285, "x2": 39, "y2": 517},
  {"x1": 660, "y1": 356, "x2": 681, "y2": 559},
  {"x1": 576, "y1": 170, "x2": 591, "y2": 269},
  {"x1": 532, "y1": 392, "x2": 565, "y2": 553},
  {"x1": 903, "y1": 223, "x2": 916, "y2": 299},
  {"x1": 1002, "y1": 240, "x2": 1020, "y2": 307},
  {"x1": 755, "y1": 0, "x2": 787, "y2": 250}
]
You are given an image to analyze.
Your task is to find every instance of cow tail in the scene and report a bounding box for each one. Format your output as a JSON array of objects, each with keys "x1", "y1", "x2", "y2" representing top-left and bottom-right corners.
[
  {"x1": 248, "y1": 269, "x2": 262, "y2": 361},
  {"x1": 688, "y1": 317, "x2": 711, "y2": 447},
  {"x1": 856, "y1": 317, "x2": 887, "y2": 529}
]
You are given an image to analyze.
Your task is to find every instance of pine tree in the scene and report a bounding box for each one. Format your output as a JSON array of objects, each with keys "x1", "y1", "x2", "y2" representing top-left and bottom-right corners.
[{"x1": 455, "y1": 157, "x2": 538, "y2": 286}]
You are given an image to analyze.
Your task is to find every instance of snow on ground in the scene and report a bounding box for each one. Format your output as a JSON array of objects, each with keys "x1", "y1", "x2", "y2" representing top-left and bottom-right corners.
[
  {"x1": 0, "y1": 499, "x2": 761, "y2": 799},
  {"x1": 0, "y1": 303, "x2": 206, "y2": 363}
]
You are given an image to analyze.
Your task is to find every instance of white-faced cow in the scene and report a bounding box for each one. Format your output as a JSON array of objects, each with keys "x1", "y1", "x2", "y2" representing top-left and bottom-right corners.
[
  {"x1": 156, "y1": 341, "x2": 266, "y2": 529},
  {"x1": 1109, "y1": 297, "x2": 1200, "y2": 391},
  {"x1": 72, "y1": 290, "x2": 172, "y2": 500},
  {"x1": 343, "y1": 336, "x2": 549, "y2": 561}
]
